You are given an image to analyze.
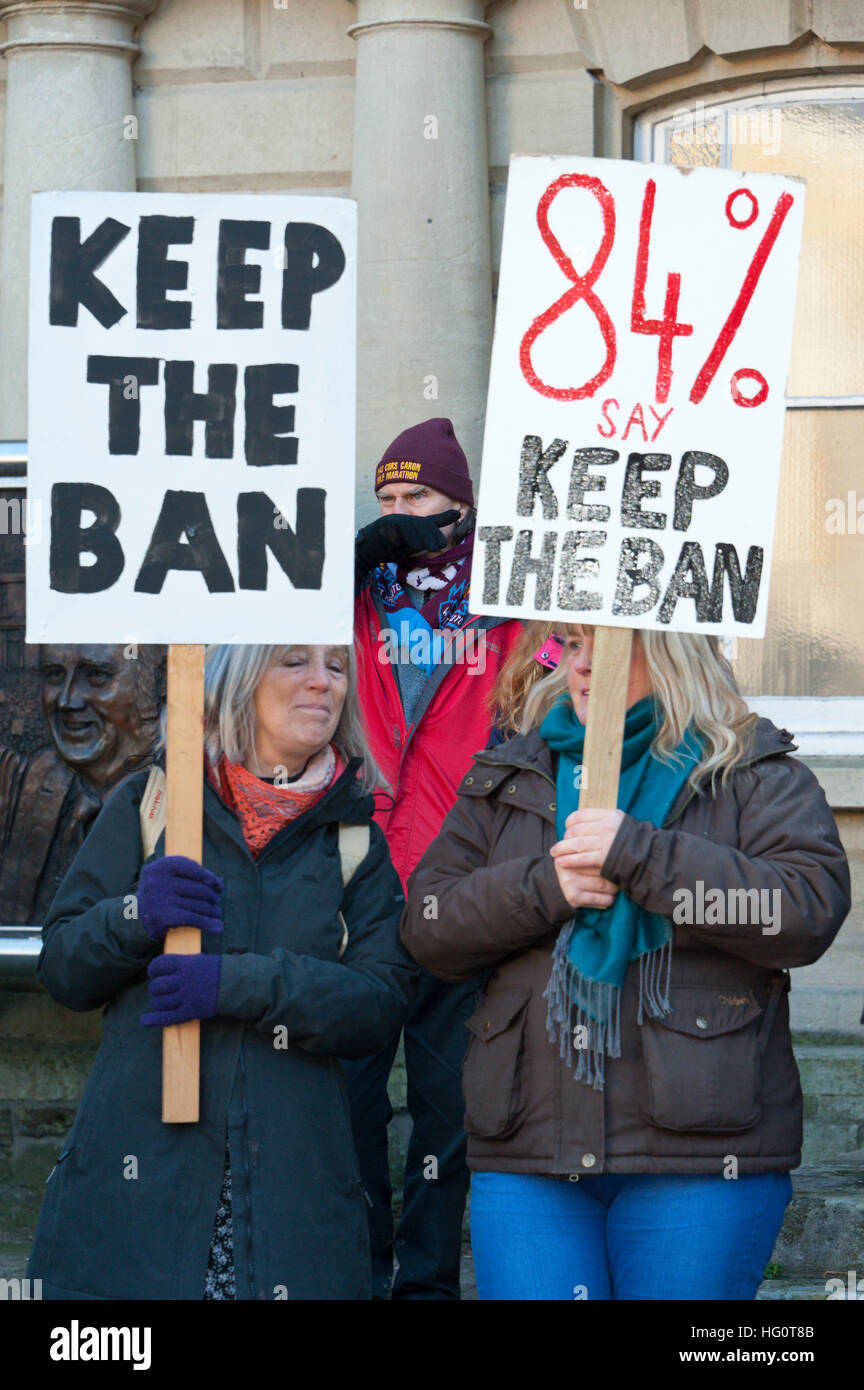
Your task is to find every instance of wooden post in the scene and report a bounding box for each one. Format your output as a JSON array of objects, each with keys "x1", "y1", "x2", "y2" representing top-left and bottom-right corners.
[
  {"x1": 162, "y1": 644, "x2": 205, "y2": 1124},
  {"x1": 578, "y1": 627, "x2": 633, "y2": 811}
]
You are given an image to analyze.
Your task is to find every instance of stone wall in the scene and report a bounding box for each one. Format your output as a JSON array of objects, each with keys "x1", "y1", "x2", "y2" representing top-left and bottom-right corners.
[{"x1": 0, "y1": 990, "x2": 99, "y2": 1251}]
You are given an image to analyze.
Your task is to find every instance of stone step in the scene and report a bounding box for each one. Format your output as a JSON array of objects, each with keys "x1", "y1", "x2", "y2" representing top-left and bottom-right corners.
[
  {"x1": 796, "y1": 1044, "x2": 863, "y2": 1164},
  {"x1": 801, "y1": 1107, "x2": 863, "y2": 1165},
  {"x1": 795, "y1": 1045, "x2": 864, "y2": 1093},
  {"x1": 772, "y1": 1156, "x2": 864, "y2": 1277},
  {"x1": 789, "y1": 984, "x2": 864, "y2": 1037},
  {"x1": 755, "y1": 1277, "x2": 831, "y2": 1300}
]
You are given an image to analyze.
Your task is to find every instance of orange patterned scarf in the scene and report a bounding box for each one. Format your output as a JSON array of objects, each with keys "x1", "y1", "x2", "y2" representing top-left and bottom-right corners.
[{"x1": 208, "y1": 744, "x2": 344, "y2": 858}]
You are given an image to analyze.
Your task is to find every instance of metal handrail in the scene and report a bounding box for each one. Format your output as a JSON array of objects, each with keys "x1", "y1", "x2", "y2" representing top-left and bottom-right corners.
[{"x1": 0, "y1": 927, "x2": 42, "y2": 986}]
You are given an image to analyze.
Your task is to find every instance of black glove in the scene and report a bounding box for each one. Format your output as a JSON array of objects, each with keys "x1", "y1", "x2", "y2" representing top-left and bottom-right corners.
[{"x1": 355, "y1": 511, "x2": 459, "y2": 580}]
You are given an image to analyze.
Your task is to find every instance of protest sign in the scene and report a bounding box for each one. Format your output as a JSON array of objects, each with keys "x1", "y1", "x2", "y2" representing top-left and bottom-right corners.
[
  {"x1": 475, "y1": 155, "x2": 805, "y2": 637},
  {"x1": 475, "y1": 155, "x2": 805, "y2": 812},
  {"x1": 27, "y1": 191, "x2": 356, "y2": 645},
  {"x1": 27, "y1": 192, "x2": 357, "y2": 1119}
]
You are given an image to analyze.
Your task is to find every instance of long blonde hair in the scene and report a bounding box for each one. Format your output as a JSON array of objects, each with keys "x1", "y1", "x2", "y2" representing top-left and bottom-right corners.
[
  {"x1": 519, "y1": 625, "x2": 757, "y2": 792},
  {"x1": 203, "y1": 644, "x2": 380, "y2": 792},
  {"x1": 488, "y1": 619, "x2": 560, "y2": 735}
]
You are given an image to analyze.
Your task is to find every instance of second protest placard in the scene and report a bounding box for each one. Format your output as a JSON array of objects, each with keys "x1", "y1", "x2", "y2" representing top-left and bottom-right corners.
[{"x1": 475, "y1": 155, "x2": 805, "y2": 637}]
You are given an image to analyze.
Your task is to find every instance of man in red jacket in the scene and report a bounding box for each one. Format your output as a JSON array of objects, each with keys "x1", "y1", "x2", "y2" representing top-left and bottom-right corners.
[{"x1": 345, "y1": 417, "x2": 521, "y2": 1299}]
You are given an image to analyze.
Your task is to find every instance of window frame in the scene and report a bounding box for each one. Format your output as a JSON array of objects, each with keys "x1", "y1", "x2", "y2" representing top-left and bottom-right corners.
[{"x1": 635, "y1": 83, "x2": 864, "y2": 756}]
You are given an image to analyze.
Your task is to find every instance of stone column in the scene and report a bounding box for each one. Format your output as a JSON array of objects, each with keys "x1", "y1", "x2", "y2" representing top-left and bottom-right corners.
[
  {"x1": 348, "y1": 0, "x2": 494, "y2": 518},
  {"x1": 0, "y1": 0, "x2": 158, "y2": 441}
]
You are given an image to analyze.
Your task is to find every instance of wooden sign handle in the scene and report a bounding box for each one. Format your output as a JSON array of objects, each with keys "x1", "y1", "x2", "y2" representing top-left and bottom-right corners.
[
  {"x1": 162, "y1": 644, "x2": 205, "y2": 1124},
  {"x1": 578, "y1": 627, "x2": 633, "y2": 812}
]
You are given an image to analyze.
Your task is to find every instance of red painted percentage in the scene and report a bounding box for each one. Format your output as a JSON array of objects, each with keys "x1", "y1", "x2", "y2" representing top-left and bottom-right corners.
[
  {"x1": 519, "y1": 173, "x2": 617, "y2": 401},
  {"x1": 518, "y1": 176, "x2": 795, "y2": 411},
  {"x1": 689, "y1": 189, "x2": 795, "y2": 404},
  {"x1": 631, "y1": 177, "x2": 693, "y2": 405}
]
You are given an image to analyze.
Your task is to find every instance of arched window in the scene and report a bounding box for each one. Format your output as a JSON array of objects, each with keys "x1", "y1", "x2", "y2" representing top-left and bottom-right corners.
[{"x1": 637, "y1": 87, "x2": 864, "y2": 756}]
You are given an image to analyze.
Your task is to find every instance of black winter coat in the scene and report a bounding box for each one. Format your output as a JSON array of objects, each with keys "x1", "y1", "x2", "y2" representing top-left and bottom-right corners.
[{"x1": 28, "y1": 759, "x2": 416, "y2": 1300}]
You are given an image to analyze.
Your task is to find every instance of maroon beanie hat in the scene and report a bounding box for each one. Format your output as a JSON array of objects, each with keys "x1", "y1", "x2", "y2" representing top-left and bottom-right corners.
[{"x1": 374, "y1": 417, "x2": 474, "y2": 506}]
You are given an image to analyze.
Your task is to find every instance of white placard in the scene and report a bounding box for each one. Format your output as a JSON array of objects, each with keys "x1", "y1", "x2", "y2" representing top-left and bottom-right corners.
[
  {"x1": 475, "y1": 156, "x2": 805, "y2": 636},
  {"x1": 26, "y1": 191, "x2": 356, "y2": 644}
]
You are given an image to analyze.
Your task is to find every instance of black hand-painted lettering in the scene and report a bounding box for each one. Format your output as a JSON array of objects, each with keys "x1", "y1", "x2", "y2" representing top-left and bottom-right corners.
[
  {"x1": 237, "y1": 491, "x2": 326, "y2": 590},
  {"x1": 134, "y1": 491, "x2": 234, "y2": 593},
  {"x1": 164, "y1": 361, "x2": 238, "y2": 457},
  {"x1": 137, "y1": 215, "x2": 193, "y2": 330},
  {"x1": 49, "y1": 483, "x2": 124, "y2": 593},
  {"x1": 281, "y1": 223, "x2": 345, "y2": 330},
  {"x1": 244, "y1": 364, "x2": 299, "y2": 467},
  {"x1": 217, "y1": 220, "x2": 271, "y2": 329},
  {"x1": 86, "y1": 356, "x2": 160, "y2": 455},
  {"x1": 49, "y1": 216, "x2": 130, "y2": 328}
]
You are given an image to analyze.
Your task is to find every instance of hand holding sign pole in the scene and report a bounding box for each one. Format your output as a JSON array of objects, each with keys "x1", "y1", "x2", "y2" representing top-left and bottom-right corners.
[
  {"x1": 27, "y1": 192, "x2": 356, "y2": 1123},
  {"x1": 475, "y1": 156, "x2": 805, "y2": 811}
]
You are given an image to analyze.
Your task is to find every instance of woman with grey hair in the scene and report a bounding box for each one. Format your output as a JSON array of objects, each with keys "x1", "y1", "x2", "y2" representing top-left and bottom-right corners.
[{"x1": 28, "y1": 644, "x2": 417, "y2": 1301}]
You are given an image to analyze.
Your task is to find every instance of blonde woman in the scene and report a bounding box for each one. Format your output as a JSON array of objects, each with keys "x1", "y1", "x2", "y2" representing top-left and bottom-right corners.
[
  {"x1": 487, "y1": 620, "x2": 562, "y2": 742},
  {"x1": 401, "y1": 626, "x2": 850, "y2": 1301},
  {"x1": 28, "y1": 644, "x2": 416, "y2": 1301}
]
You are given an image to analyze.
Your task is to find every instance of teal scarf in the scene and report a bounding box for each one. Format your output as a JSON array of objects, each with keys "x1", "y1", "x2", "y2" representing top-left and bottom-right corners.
[{"x1": 539, "y1": 694, "x2": 702, "y2": 1089}]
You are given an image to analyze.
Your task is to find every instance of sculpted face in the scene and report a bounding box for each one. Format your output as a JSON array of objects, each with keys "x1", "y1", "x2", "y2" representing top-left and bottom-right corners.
[{"x1": 39, "y1": 644, "x2": 149, "y2": 789}]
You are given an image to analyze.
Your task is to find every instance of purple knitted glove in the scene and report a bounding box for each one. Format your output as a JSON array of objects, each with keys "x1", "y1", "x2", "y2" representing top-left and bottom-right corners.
[
  {"x1": 140, "y1": 953, "x2": 222, "y2": 1028},
  {"x1": 137, "y1": 855, "x2": 224, "y2": 941}
]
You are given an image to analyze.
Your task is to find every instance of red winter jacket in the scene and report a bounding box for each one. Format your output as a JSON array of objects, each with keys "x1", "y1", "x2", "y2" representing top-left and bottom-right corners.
[{"x1": 354, "y1": 585, "x2": 522, "y2": 887}]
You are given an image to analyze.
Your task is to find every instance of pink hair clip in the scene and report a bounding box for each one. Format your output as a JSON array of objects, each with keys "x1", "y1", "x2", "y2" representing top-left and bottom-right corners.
[{"x1": 534, "y1": 633, "x2": 564, "y2": 670}]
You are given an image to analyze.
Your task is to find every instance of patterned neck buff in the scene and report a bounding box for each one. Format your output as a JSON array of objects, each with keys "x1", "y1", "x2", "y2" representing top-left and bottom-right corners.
[{"x1": 208, "y1": 744, "x2": 343, "y2": 858}]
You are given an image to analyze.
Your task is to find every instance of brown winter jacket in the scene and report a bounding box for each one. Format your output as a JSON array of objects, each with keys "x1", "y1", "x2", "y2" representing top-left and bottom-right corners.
[{"x1": 400, "y1": 718, "x2": 851, "y2": 1176}]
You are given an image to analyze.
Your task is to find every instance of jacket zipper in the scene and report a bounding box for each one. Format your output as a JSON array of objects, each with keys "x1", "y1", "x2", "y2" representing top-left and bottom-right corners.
[
  {"x1": 369, "y1": 600, "x2": 513, "y2": 772},
  {"x1": 238, "y1": 1037, "x2": 259, "y2": 1299}
]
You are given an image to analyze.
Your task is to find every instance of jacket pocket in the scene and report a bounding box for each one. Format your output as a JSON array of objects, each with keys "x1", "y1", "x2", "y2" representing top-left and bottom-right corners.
[
  {"x1": 462, "y1": 987, "x2": 530, "y2": 1139},
  {"x1": 641, "y1": 988, "x2": 764, "y2": 1133}
]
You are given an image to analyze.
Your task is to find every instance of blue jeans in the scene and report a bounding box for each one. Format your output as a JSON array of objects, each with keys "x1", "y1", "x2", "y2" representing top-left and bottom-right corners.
[{"x1": 470, "y1": 1170, "x2": 793, "y2": 1301}]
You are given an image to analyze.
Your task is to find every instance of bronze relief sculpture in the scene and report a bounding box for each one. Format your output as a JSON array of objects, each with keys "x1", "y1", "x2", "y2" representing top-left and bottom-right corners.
[{"x1": 0, "y1": 645, "x2": 165, "y2": 925}]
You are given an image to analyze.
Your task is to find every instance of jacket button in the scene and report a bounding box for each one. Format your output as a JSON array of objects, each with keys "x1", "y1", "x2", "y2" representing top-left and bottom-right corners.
[
  {"x1": 549, "y1": 802, "x2": 557, "y2": 811},
  {"x1": 696, "y1": 1016, "x2": 708, "y2": 1030},
  {"x1": 507, "y1": 785, "x2": 516, "y2": 794},
  {"x1": 568, "y1": 1174, "x2": 580, "y2": 1183},
  {"x1": 484, "y1": 779, "x2": 493, "y2": 788},
  {"x1": 581, "y1": 1153, "x2": 596, "y2": 1168},
  {"x1": 464, "y1": 776, "x2": 474, "y2": 785}
]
